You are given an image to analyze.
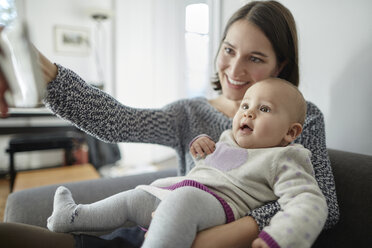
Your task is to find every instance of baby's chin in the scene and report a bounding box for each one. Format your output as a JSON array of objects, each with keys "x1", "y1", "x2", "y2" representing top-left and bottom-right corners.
[
  {"x1": 235, "y1": 139, "x2": 254, "y2": 149},
  {"x1": 235, "y1": 138, "x2": 277, "y2": 149}
]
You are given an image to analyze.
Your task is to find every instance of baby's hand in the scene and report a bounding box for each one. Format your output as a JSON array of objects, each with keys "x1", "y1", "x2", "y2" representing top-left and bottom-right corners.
[
  {"x1": 190, "y1": 136, "x2": 215, "y2": 159},
  {"x1": 252, "y1": 237, "x2": 269, "y2": 248}
]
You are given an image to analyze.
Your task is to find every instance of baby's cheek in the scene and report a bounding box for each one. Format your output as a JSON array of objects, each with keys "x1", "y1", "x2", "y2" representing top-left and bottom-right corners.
[{"x1": 232, "y1": 114, "x2": 241, "y2": 130}]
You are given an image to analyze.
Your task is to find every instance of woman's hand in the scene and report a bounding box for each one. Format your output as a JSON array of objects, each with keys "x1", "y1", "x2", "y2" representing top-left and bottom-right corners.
[
  {"x1": 252, "y1": 238, "x2": 269, "y2": 248},
  {"x1": 0, "y1": 66, "x2": 9, "y2": 118},
  {"x1": 191, "y1": 216, "x2": 259, "y2": 248},
  {"x1": 0, "y1": 25, "x2": 58, "y2": 117},
  {"x1": 0, "y1": 25, "x2": 9, "y2": 117}
]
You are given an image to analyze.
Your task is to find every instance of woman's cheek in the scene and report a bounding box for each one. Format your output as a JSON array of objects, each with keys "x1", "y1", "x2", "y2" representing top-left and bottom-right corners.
[
  {"x1": 216, "y1": 53, "x2": 228, "y2": 71},
  {"x1": 250, "y1": 66, "x2": 273, "y2": 82}
]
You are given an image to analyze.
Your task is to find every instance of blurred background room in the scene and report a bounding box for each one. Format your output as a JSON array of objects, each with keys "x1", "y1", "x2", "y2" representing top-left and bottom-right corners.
[{"x1": 0, "y1": 0, "x2": 371, "y2": 182}]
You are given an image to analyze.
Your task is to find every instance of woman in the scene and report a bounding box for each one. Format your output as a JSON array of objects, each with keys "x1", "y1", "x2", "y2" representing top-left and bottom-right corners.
[{"x1": 0, "y1": 1, "x2": 339, "y2": 247}]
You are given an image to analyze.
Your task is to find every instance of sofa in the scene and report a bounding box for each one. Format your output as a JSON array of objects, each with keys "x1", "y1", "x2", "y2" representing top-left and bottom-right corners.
[{"x1": 4, "y1": 149, "x2": 372, "y2": 247}]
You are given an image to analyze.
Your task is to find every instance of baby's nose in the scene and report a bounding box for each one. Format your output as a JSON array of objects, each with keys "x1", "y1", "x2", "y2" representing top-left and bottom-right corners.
[{"x1": 244, "y1": 110, "x2": 256, "y2": 119}]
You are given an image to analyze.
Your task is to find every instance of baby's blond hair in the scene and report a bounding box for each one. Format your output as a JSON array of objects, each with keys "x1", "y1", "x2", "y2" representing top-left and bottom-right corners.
[{"x1": 262, "y1": 78, "x2": 307, "y2": 125}]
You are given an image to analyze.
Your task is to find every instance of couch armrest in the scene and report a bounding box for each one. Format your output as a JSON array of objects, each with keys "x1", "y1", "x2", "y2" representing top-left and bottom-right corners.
[
  {"x1": 4, "y1": 168, "x2": 177, "y2": 228},
  {"x1": 314, "y1": 149, "x2": 372, "y2": 247}
]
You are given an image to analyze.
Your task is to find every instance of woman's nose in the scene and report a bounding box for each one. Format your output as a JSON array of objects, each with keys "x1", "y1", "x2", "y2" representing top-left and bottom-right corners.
[{"x1": 229, "y1": 57, "x2": 247, "y2": 77}]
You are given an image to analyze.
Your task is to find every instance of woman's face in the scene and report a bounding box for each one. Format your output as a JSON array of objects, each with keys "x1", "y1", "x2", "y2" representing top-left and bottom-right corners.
[{"x1": 216, "y1": 20, "x2": 282, "y2": 101}]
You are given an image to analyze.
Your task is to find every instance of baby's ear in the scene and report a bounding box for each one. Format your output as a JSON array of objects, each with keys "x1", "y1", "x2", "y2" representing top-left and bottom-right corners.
[{"x1": 284, "y1": 123, "x2": 303, "y2": 144}]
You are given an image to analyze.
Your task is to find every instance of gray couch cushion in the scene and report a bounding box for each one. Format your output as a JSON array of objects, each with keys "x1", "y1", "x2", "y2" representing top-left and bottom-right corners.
[
  {"x1": 313, "y1": 149, "x2": 372, "y2": 247},
  {"x1": 4, "y1": 169, "x2": 177, "y2": 228}
]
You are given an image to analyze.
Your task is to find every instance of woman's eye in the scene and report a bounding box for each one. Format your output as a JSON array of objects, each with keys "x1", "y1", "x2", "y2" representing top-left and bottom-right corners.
[
  {"x1": 250, "y1": 56, "x2": 262, "y2": 63},
  {"x1": 260, "y1": 106, "x2": 271, "y2": 113},
  {"x1": 224, "y1": 47, "x2": 233, "y2": 54}
]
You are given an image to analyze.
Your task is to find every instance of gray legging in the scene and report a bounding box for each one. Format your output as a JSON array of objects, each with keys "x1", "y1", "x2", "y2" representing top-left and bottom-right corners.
[
  {"x1": 142, "y1": 187, "x2": 226, "y2": 248},
  {"x1": 47, "y1": 186, "x2": 226, "y2": 248}
]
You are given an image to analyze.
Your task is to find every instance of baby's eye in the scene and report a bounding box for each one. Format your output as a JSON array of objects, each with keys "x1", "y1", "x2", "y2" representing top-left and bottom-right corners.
[
  {"x1": 260, "y1": 106, "x2": 271, "y2": 113},
  {"x1": 241, "y1": 103, "x2": 249, "y2": 110}
]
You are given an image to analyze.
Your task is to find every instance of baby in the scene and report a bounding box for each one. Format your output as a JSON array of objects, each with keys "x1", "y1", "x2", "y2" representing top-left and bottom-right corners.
[{"x1": 47, "y1": 78, "x2": 327, "y2": 248}]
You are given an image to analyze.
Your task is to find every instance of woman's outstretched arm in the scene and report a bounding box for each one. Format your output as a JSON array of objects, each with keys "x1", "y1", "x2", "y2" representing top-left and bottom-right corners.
[{"x1": 38, "y1": 49, "x2": 58, "y2": 83}]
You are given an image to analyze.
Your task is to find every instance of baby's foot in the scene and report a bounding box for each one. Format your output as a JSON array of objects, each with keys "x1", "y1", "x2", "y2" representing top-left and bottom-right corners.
[{"x1": 47, "y1": 186, "x2": 79, "y2": 232}]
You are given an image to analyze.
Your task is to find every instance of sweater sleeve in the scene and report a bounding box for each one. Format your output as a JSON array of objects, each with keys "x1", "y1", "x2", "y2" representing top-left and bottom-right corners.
[
  {"x1": 259, "y1": 146, "x2": 328, "y2": 248},
  {"x1": 294, "y1": 102, "x2": 339, "y2": 229},
  {"x1": 249, "y1": 102, "x2": 339, "y2": 231},
  {"x1": 44, "y1": 64, "x2": 184, "y2": 148}
]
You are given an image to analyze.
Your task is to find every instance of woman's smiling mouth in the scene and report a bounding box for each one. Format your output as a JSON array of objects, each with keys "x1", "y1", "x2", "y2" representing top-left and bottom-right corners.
[{"x1": 226, "y1": 75, "x2": 249, "y2": 87}]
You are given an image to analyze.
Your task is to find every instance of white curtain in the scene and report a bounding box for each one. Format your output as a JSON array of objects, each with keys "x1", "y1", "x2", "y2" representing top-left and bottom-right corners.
[{"x1": 115, "y1": 0, "x2": 184, "y2": 165}]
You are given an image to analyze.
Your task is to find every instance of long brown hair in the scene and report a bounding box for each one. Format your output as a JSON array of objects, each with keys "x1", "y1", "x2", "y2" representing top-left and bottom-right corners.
[{"x1": 212, "y1": 1, "x2": 299, "y2": 90}]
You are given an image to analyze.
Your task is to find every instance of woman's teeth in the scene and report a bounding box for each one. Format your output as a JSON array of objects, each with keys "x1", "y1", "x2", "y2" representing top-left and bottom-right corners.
[{"x1": 228, "y1": 77, "x2": 247, "y2": 85}]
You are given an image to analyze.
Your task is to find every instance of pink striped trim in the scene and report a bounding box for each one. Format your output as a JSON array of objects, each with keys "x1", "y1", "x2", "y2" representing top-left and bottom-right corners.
[
  {"x1": 161, "y1": 179, "x2": 235, "y2": 223},
  {"x1": 259, "y1": 230, "x2": 280, "y2": 248}
]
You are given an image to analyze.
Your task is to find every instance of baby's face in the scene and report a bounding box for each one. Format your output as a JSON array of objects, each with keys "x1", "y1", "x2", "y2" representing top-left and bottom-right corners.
[{"x1": 232, "y1": 79, "x2": 297, "y2": 149}]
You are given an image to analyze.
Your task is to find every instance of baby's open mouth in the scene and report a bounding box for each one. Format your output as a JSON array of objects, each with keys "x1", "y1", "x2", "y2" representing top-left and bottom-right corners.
[{"x1": 240, "y1": 124, "x2": 253, "y2": 132}]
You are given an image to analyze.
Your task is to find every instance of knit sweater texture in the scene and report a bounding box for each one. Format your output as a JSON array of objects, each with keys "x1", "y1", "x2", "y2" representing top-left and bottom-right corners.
[{"x1": 44, "y1": 64, "x2": 339, "y2": 230}]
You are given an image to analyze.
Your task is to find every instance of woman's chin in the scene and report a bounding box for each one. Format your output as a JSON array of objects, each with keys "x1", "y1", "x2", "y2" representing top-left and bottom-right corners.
[
  {"x1": 223, "y1": 92, "x2": 245, "y2": 101},
  {"x1": 222, "y1": 83, "x2": 251, "y2": 101}
]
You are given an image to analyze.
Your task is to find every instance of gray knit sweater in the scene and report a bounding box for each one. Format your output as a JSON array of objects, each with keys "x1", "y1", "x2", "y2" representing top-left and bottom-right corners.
[{"x1": 44, "y1": 65, "x2": 339, "y2": 231}]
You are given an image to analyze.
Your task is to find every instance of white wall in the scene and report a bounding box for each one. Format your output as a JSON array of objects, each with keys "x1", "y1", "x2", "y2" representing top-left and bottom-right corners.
[
  {"x1": 221, "y1": 0, "x2": 372, "y2": 156},
  {"x1": 23, "y1": 0, "x2": 114, "y2": 93},
  {"x1": 0, "y1": 0, "x2": 115, "y2": 171},
  {"x1": 114, "y1": 0, "x2": 183, "y2": 165}
]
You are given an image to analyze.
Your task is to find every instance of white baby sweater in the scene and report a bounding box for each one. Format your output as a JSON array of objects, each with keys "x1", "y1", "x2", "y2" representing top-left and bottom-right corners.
[{"x1": 138, "y1": 130, "x2": 328, "y2": 247}]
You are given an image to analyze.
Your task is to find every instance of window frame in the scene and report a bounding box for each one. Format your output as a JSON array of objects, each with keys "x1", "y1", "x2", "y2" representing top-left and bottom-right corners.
[{"x1": 182, "y1": 0, "x2": 221, "y2": 98}]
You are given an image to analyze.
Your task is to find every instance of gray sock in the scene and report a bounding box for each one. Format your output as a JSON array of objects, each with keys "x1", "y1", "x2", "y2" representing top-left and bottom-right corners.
[{"x1": 47, "y1": 186, "x2": 80, "y2": 232}]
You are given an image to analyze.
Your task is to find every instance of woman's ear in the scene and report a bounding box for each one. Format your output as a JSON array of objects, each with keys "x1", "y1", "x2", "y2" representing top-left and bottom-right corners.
[{"x1": 284, "y1": 123, "x2": 303, "y2": 144}]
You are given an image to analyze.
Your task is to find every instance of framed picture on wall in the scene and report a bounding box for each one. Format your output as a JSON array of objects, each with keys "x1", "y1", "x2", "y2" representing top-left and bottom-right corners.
[{"x1": 54, "y1": 25, "x2": 91, "y2": 56}]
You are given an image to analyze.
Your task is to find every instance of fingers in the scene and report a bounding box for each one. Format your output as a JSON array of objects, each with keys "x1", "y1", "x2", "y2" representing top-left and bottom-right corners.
[
  {"x1": 191, "y1": 142, "x2": 205, "y2": 158},
  {"x1": 199, "y1": 138, "x2": 215, "y2": 155},
  {"x1": 0, "y1": 25, "x2": 5, "y2": 56},
  {"x1": 0, "y1": 68, "x2": 9, "y2": 118},
  {"x1": 0, "y1": 96, "x2": 9, "y2": 118},
  {"x1": 190, "y1": 137, "x2": 216, "y2": 159},
  {"x1": 0, "y1": 26, "x2": 10, "y2": 117}
]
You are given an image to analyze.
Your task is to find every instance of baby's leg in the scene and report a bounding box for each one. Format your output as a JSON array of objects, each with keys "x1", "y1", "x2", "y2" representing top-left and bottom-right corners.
[
  {"x1": 47, "y1": 186, "x2": 159, "y2": 233},
  {"x1": 142, "y1": 187, "x2": 226, "y2": 248}
]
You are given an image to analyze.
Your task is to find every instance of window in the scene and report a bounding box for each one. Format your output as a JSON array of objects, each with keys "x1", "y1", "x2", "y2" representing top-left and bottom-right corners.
[
  {"x1": 0, "y1": 0, "x2": 17, "y2": 25},
  {"x1": 184, "y1": 2, "x2": 210, "y2": 97}
]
